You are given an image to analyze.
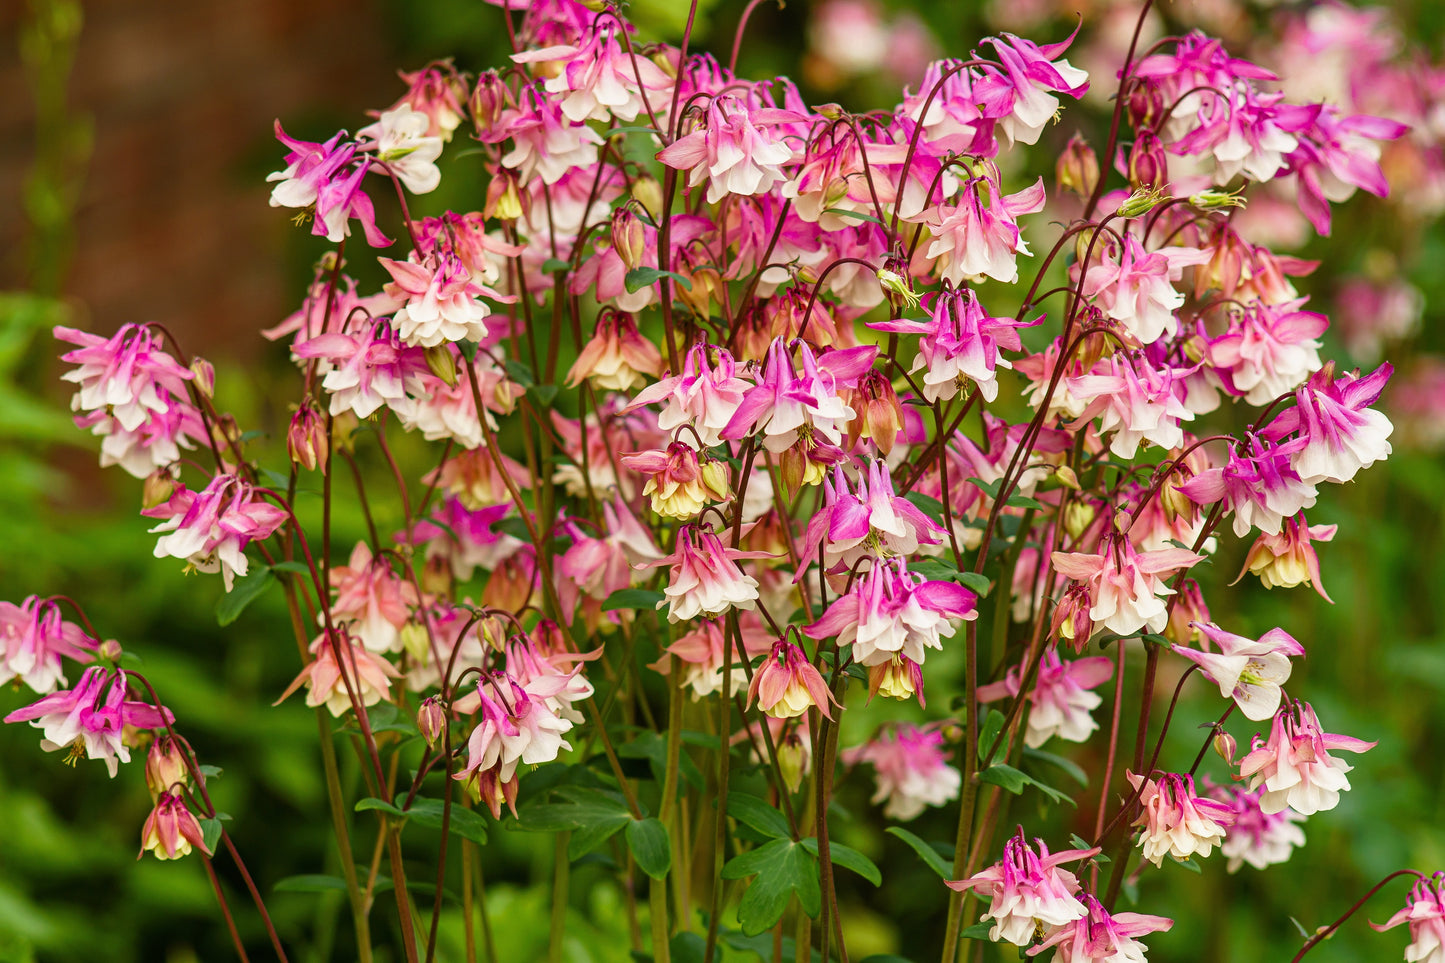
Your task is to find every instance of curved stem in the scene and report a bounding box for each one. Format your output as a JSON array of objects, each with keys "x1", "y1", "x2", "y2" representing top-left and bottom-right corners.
[{"x1": 1289, "y1": 870, "x2": 1426, "y2": 962}]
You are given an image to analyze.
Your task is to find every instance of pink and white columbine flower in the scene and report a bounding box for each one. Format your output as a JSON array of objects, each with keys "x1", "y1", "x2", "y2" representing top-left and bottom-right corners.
[
  {"x1": 1210, "y1": 783, "x2": 1306, "y2": 873},
  {"x1": 453, "y1": 671, "x2": 575, "y2": 788},
  {"x1": 75, "y1": 402, "x2": 208, "y2": 478},
  {"x1": 1127, "y1": 771, "x2": 1236, "y2": 867},
  {"x1": 511, "y1": 20, "x2": 672, "y2": 124},
  {"x1": 804, "y1": 557, "x2": 976, "y2": 667},
  {"x1": 915, "y1": 174, "x2": 1047, "y2": 286},
  {"x1": 978, "y1": 646, "x2": 1113, "y2": 748},
  {"x1": 625, "y1": 344, "x2": 750, "y2": 448},
  {"x1": 379, "y1": 251, "x2": 507, "y2": 347},
  {"x1": 747, "y1": 638, "x2": 837, "y2": 720},
  {"x1": 657, "y1": 96, "x2": 805, "y2": 203},
  {"x1": 0, "y1": 596, "x2": 96, "y2": 694},
  {"x1": 489, "y1": 89, "x2": 603, "y2": 185},
  {"x1": 1264, "y1": 361, "x2": 1394, "y2": 485},
  {"x1": 139, "y1": 791, "x2": 211, "y2": 861},
  {"x1": 142, "y1": 475, "x2": 288, "y2": 591},
  {"x1": 4, "y1": 666, "x2": 173, "y2": 777},
  {"x1": 721, "y1": 339, "x2": 876, "y2": 454},
  {"x1": 358, "y1": 103, "x2": 444, "y2": 194},
  {"x1": 1052, "y1": 533, "x2": 1205, "y2": 638},
  {"x1": 620, "y1": 442, "x2": 729, "y2": 520},
  {"x1": 328, "y1": 542, "x2": 419, "y2": 654},
  {"x1": 409, "y1": 499, "x2": 525, "y2": 581},
  {"x1": 802, "y1": 461, "x2": 944, "y2": 573},
  {"x1": 1371, "y1": 873, "x2": 1445, "y2": 963},
  {"x1": 1068, "y1": 356, "x2": 1196, "y2": 459},
  {"x1": 266, "y1": 123, "x2": 390, "y2": 250},
  {"x1": 1028, "y1": 894, "x2": 1173, "y2": 962},
  {"x1": 1174, "y1": 622, "x2": 1305, "y2": 721},
  {"x1": 292, "y1": 318, "x2": 430, "y2": 419},
  {"x1": 55, "y1": 322, "x2": 195, "y2": 434},
  {"x1": 644, "y1": 525, "x2": 773, "y2": 623},
  {"x1": 844, "y1": 722, "x2": 961, "y2": 821},
  {"x1": 1235, "y1": 514, "x2": 1337, "y2": 600},
  {"x1": 981, "y1": 30, "x2": 1090, "y2": 146},
  {"x1": 1237, "y1": 701, "x2": 1375, "y2": 816},
  {"x1": 870, "y1": 287, "x2": 1032, "y2": 403},
  {"x1": 1178, "y1": 434, "x2": 1318, "y2": 538},
  {"x1": 1078, "y1": 236, "x2": 1210, "y2": 346},
  {"x1": 652, "y1": 617, "x2": 773, "y2": 700},
  {"x1": 565, "y1": 311, "x2": 664, "y2": 393},
  {"x1": 278, "y1": 631, "x2": 402, "y2": 717},
  {"x1": 947, "y1": 831, "x2": 1099, "y2": 947},
  {"x1": 1207, "y1": 299, "x2": 1325, "y2": 405}
]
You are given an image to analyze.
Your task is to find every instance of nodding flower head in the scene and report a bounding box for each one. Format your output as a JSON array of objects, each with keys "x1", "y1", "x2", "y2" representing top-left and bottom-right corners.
[
  {"x1": 747, "y1": 637, "x2": 837, "y2": 720},
  {"x1": 946, "y1": 829, "x2": 1098, "y2": 947}
]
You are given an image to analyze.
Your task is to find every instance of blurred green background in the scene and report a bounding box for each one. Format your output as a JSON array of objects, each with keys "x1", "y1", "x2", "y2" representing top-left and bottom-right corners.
[{"x1": 1, "y1": 0, "x2": 1442, "y2": 960}]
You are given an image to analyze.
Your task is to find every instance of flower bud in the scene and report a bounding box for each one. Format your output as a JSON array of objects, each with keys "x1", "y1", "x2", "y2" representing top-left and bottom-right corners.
[
  {"x1": 611, "y1": 207, "x2": 646, "y2": 272},
  {"x1": 776, "y1": 732, "x2": 809, "y2": 794},
  {"x1": 142, "y1": 468, "x2": 177, "y2": 510},
  {"x1": 469, "y1": 70, "x2": 508, "y2": 134},
  {"x1": 288, "y1": 401, "x2": 328, "y2": 473},
  {"x1": 421, "y1": 554, "x2": 453, "y2": 595},
  {"x1": 780, "y1": 444, "x2": 807, "y2": 499},
  {"x1": 417, "y1": 697, "x2": 447, "y2": 748},
  {"x1": 400, "y1": 620, "x2": 432, "y2": 662},
  {"x1": 1127, "y1": 131, "x2": 1169, "y2": 191},
  {"x1": 425, "y1": 344, "x2": 459, "y2": 387},
  {"x1": 1165, "y1": 580, "x2": 1210, "y2": 646},
  {"x1": 631, "y1": 175, "x2": 664, "y2": 220},
  {"x1": 1056, "y1": 133, "x2": 1099, "y2": 197},
  {"x1": 145, "y1": 737, "x2": 190, "y2": 799},
  {"x1": 700, "y1": 459, "x2": 731, "y2": 502},
  {"x1": 868, "y1": 656, "x2": 923, "y2": 705},
  {"x1": 210, "y1": 413, "x2": 241, "y2": 453},
  {"x1": 1188, "y1": 189, "x2": 1247, "y2": 212},
  {"x1": 189, "y1": 358, "x2": 216, "y2": 399},
  {"x1": 1052, "y1": 584, "x2": 1095, "y2": 652},
  {"x1": 1213, "y1": 730, "x2": 1238, "y2": 766},
  {"x1": 875, "y1": 268, "x2": 920, "y2": 309},
  {"x1": 1118, "y1": 186, "x2": 1170, "y2": 218},
  {"x1": 1063, "y1": 500, "x2": 1096, "y2": 541},
  {"x1": 98, "y1": 638, "x2": 125, "y2": 663},
  {"x1": 331, "y1": 410, "x2": 359, "y2": 453},
  {"x1": 485, "y1": 168, "x2": 522, "y2": 221},
  {"x1": 139, "y1": 791, "x2": 210, "y2": 861},
  {"x1": 1053, "y1": 465, "x2": 1082, "y2": 491}
]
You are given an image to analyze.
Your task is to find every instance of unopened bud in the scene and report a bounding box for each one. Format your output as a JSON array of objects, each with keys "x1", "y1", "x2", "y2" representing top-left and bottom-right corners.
[
  {"x1": 1127, "y1": 131, "x2": 1169, "y2": 191},
  {"x1": 1188, "y1": 188, "x2": 1248, "y2": 212},
  {"x1": 700, "y1": 459, "x2": 730, "y2": 502},
  {"x1": 400, "y1": 621, "x2": 431, "y2": 661},
  {"x1": 98, "y1": 638, "x2": 125, "y2": 663},
  {"x1": 776, "y1": 735, "x2": 808, "y2": 794},
  {"x1": 1063, "y1": 500, "x2": 1096, "y2": 540},
  {"x1": 145, "y1": 737, "x2": 190, "y2": 800},
  {"x1": 1213, "y1": 730, "x2": 1238, "y2": 766},
  {"x1": 210, "y1": 414, "x2": 241, "y2": 454},
  {"x1": 780, "y1": 444, "x2": 806, "y2": 499},
  {"x1": 485, "y1": 169, "x2": 522, "y2": 221},
  {"x1": 1056, "y1": 133, "x2": 1099, "y2": 197},
  {"x1": 421, "y1": 554, "x2": 452, "y2": 595},
  {"x1": 631, "y1": 176, "x2": 664, "y2": 220},
  {"x1": 288, "y1": 401, "x2": 328, "y2": 473},
  {"x1": 875, "y1": 268, "x2": 920, "y2": 309},
  {"x1": 1053, "y1": 465, "x2": 1081, "y2": 491},
  {"x1": 611, "y1": 207, "x2": 646, "y2": 272},
  {"x1": 425, "y1": 344, "x2": 459, "y2": 387},
  {"x1": 469, "y1": 70, "x2": 508, "y2": 133},
  {"x1": 417, "y1": 697, "x2": 447, "y2": 748},
  {"x1": 142, "y1": 469, "x2": 177, "y2": 510},
  {"x1": 1118, "y1": 186, "x2": 1170, "y2": 218},
  {"x1": 331, "y1": 410, "x2": 359, "y2": 453},
  {"x1": 189, "y1": 358, "x2": 216, "y2": 399}
]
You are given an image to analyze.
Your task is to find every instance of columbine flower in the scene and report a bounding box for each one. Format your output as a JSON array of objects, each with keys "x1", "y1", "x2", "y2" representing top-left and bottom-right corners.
[
  {"x1": 329, "y1": 542, "x2": 419, "y2": 654},
  {"x1": 1030, "y1": 894, "x2": 1173, "y2": 962},
  {"x1": 292, "y1": 318, "x2": 430, "y2": 420},
  {"x1": 624, "y1": 344, "x2": 751, "y2": 448},
  {"x1": 453, "y1": 671, "x2": 574, "y2": 790},
  {"x1": 657, "y1": 95, "x2": 805, "y2": 203},
  {"x1": 4, "y1": 666, "x2": 173, "y2": 777},
  {"x1": 556, "y1": 496, "x2": 662, "y2": 615},
  {"x1": 1127, "y1": 771, "x2": 1236, "y2": 867},
  {"x1": 947, "y1": 831, "x2": 1098, "y2": 947},
  {"x1": 802, "y1": 461, "x2": 944, "y2": 573},
  {"x1": 139, "y1": 791, "x2": 211, "y2": 861},
  {"x1": 54, "y1": 323, "x2": 195, "y2": 434},
  {"x1": 1052, "y1": 533, "x2": 1204, "y2": 638},
  {"x1": 379, "y1": 251, "x2": 506, "y2": 347},
  {"x1": 867, "y1": 655, "x2": 927, "y2": 705},
  {"x1": 144, "y1": 736, "x2": 190, "y2": 799},
  {"x1": 565, "y1": 311, "x2": 664, "y2": 392},
  {"x1": 1210, "y1": 783, "x2": 1305, "y2": 873},
  {"x1": 1174, "y1": 622, "x2": 1305, "y2": 721},
  {"x1": 978, "y1": 646, "x2": 1113, "y2": 748},
  {"x1": 278, "y1": 631, "x2": 402, "y2": 718},
  {"x1": 0, "y1": 596, "x2": 96, "y2": 694},
  {"x1": 1078, "y1": 236, "x2": 1211, "y2": 346},
  {"x1": 651, "y1": 617, "x2": 773, "y2": 700},
  {"x1": 1235, "y1": 514, "x2": 1336, "y2": 600},
  {"x1": 621, "y1": 442, "x2": 730, "y2": 520},
  {"x1": 1179, "y1": 434, "x2": 1318, "y2": 538},
  {"x1": 844, "y1": 723, "x2": 961, "y2": 821},
  {"x1": 981, "y1": 30, "x2": 1090, "y2": 146},
  {"x1": 916, "y1": 174, "x2": 1047, "y2": 286},
  {"x1": 747, "y1": 638, "x2": 837, "y2": 720},
  {"x1": 1371, "y1": 873, "x2": 1445, "y2": 963},
  {"x1": 644, "y1": 525, "x2": 773, "y2": 624},
  {"x1": 1207, "y1": 299, "x2": 1325, "y2": 406},
  {"x1": 1265, "y1": 361, "x2": 1394, "y2": 486},
  {"x1": 870, "y1": 287, "x2": 1033, "y2": 403},
  {"x1": 804, "y1": 557, "x2": 976, "y2": 667},
  {"x1": 1068, "y1": 356, "x2": 1196, "y2": 460},
  {"x1": 721, "y1": 338, "x2": 875, "y2": 454},
  {"x1": 1237, "y1": 701, "x2": 1375, "y2": 816},
  {"x1": 511, "y1": 20, "x2": 672, "y2": 124},
  {"x1": 143, "y1": 475, "x2": 288, "y2": 591},
  {"x1": 359, "y1": 103, "x2": 444, "y2": 194}
]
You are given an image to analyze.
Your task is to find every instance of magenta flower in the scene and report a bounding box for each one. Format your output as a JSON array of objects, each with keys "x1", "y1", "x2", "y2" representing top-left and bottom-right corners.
[
  {"x1": 453, "y1": 671, "x2": 574, "y2": 789},
  {"x1": 1127, "y1": 771, "x2": 1236, "y2": 867},
  {"x1": 980, "y1": 29, "x2": 1090, "y2": 146},
  {"x1": 1178, "y1": 434, "x2": 1318, "y2": 538},
  {"x1": 625, "y1": 344, "x2": 750, "y2": 448},
  {"x1": 1077, "y1": 236, "x2": 1210, "y2": 346},
  {"x1": 1264, "y1": 361, "x2": 1394, "y2": 485},
  {"x1": 643, "y1": 525, "x2": 773, "y2": 623},
  {"x1": 489, "y1": 88, "x2": 603, "y2": 185},
  {"x1": 54, "y1": 323, "x2": 194, "y2": 434},
  {"x1": 266, "y1": 122, "x2": 355, "y2": 210},
  {"x1": 0, "y1": 596, "x2": 97, "y2": 694},
  {"x1": 1068, "y1": 355, "x2": 1196, "y2": 459},
  {"x1": 1209, "y1": 783, "x2": 1306, "y2": 873},
  {"x1": 142, "y1": 474, "x2": 288, "y2": 591},
  {"x1": 1371, "y1": 874, "x2": 1445, "y2": 963},
  {"x1": 293, "y1": 318, "x2": 431, "y2": 419},
  {"x1": 511, "y1": 19, "x2": 671, "y2": 124},
  {"x1": 4, "y1": 666, "x2": 173, "y2": 777},
  {"x1": 1174, "y1": 622, "x2": 1305, "y2": 721},
  {"x1": 1287, "y1": 107, "x2": 1407, "y2": 236},
  {"x1": 721, "y1": 338, "x2": 876, "y2": 455},
  {"x1": 1028, "y1": 894, "x2": 1173, "y2": 962},
  {"x1": 843, "y1": 723, "x2": 960, "y2": 821},
  {"x1": 312, "y1": 156, "x2": 392, "y2": 247},
  {"x1": 409, "y1": 499, "x2": 526, "y2": 581},
  {"x1": 978, "y1": 646, "x2": 1113, "y2": 749},
  {"x1": 802, "y1": 461, "x2": 944, "y2": 573},
  {"x1": 747, "y1": 638, "x2": 837, "y2": 720},
  {"x1": 657, "y1": 95, "x2": 806, "y2": 203},
  {"x1": 915, "y1": 173, "x2": 1046, "y2": 286},
  {"x1": 1237, "y1": 701, "x2": 1375, "y2": 816},
  {"x1": 379, "y1": 251, "x2": 505, "y2": 347},
  {"x1": 870, "y1": 286, "x2": 1034, "y2": 403},
  {"x1": 651, "y1": 616, "x2": 773, "y2": 700},
  {"x1": 1206, "y1": 299, "x2": 1325, "y2": 406},
  {"x1": 139, "y1": 791, "x2": 211, "y2": 861},
  {"x1": 804, "y1": 557, "x2": 976, "y2": 667},
  {"x1": 947, "y1": 831, "x2": 1098, "y2": 947},
  {"x1": 565, "y1": 311, "x2": 664, "y2": 392},
  {"x1": 1052, "y1": 534, "x2": 1205, "y2": 637}
]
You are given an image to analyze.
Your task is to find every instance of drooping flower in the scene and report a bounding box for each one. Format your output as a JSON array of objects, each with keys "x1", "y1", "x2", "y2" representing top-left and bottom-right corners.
[
  {"x1": 1237, "y1": 701, "x2": 1375, "y2": 816},
  {"x1": 1209, "y1": 783, "x2": 1306, "y2": 873},
  {"x1": 292, "y1": 318, "x2": 431, "y2": 420},
  {"x1": 650, "y1": 617, "x2": 773, "y2": 700},
  {"x1": 565, "y1": 311, "x2": 664, "y2": 392},
  {"x1": 620, "y1": 442, "x2": 730, "y2": 520},
  {"x1": 644, "y1": 525, "x2": 773, "y2": 623},
  {"x1": 143, "y1": 475, "x2": 288, "y2": 591},
  {"x1": 1127, "y1": 771, "x2": 1236, "y2": 867},
  {"x1": 54, "y1": 323, "x2": 195, "y2": 434},
  {"x1": 0, "y1": 596, "x2": 97, "y2": 694},
  {"x1": 980, "y1": 29, "x2": 1090, "y2": 146},
  {"x1": 870, "y1": 286, "x2": 1033, "y2": 403},
  {"x1": 4, "y1": 666, "x2": 173, "y2": 777},
  {"x1": 656, "y1": 95, "x2": 806, "y2": 203},
  {"x1": 1370, "y1": 873, "x2": 1445, "y2": 963},
  {"x1": 747, "y1": 638, "x2": 837, "y2": 720},
  {"x1": 139, "y1": 791, "x2": 211, "y2": 861},
  {"x1": 915, "y1": 174, "x2": 1047, "y2": 286},
  {"x1": 379, "y1": 251, "x2": 506, "y2": 347},
  {"x1": 802, "y1": 461, "x2": 944, "y2": 573},
  {"x1": 1068, "y1": 356, "x2": 1196, "y2": 460},
  {"x1": 453, "y1": 671, "x2": 575, "y2": 791},
  {"x1": 511, "y1": 19, "x2": 672, "y2": 124},
  {"x1": 1264, "y1": 361, "x2": 1394, "y2": 486},
  {"x1": 844, "y1": 722, "x2": 961, "y2": 821},
  {"x1": 1174, "y1": 622, "x2": 1305, "y2": 721},
  {"x1": 358, "y1": 103, "x2": 444, "y2": 194},
  {"x1": 1052, "y1": 534, "x2": 1205, "y2": 638},
  {"x1": 624, "y1": 344, "x2": 751, "y2": 448},
  {"x1": 278, "y1": 631, "x2": 402, "y2": 718},
  {"x1": 978, "y1": 646, "x2": 1113, "y2": 748},
  {"x1": 1178, "y1": 434, "x2": 1318, "y2": 538},
  {"x1": 328, "y1": 542, "x2": 420, "y2": 654},
  {"x1": 1206, "y1": 300, "x2": 1325, "y2": 406},
  {"x1": 1028, "y1": 894, "x2": 1173, "y2": 962},
  {"x1": 1077, "y1": 236, "x2": 1211, "y2": 346},
  {"x1": 1234, "y1": 515, "x2": 1337, "y2": 600},
  {"x1": 721, "y1": 338, "x2": 875, "y2": 454},
  {"x1": 947, "y1": 831, "x2": 1099, "y2": 947},
  {"x1": 804, "y1": 557, "x2": 975, "y2": 666}
]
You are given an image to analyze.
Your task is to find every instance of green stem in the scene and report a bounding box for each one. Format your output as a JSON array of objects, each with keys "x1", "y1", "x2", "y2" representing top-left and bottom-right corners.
[{"x1": 550, "y1": 833, "x2": 571, "y2": 963}]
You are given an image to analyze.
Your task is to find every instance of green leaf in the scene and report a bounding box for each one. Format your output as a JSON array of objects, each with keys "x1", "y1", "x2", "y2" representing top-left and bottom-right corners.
[
  {"x1": 799, "y1": 838, "x2": 881, "y2": 886},
  {"x1": 1069, "y1": 834, "x2": 1107, "y2": 863},
  {"x1": 978, "y1": 763, "x2": 1030, "y2": 794},
  {"x1": 977, "y1": 709, "x2": 1006, "y2": 763},
  {"x1": 625, "y1": 267, "x2": 692, "y2": 293},
  {"x1": 527, "y1": 383, "x2": 559, "y2": 407},
  {"x1": 1168, "y1": 854, "x2": 1202, "y2": 874},
  {"x1": 516, "y1": 786, "x2": 635, "y2": 860},
  {"x1": 618, "y1": 730, "x2": 705, "y2": 789},
  {"x1": 216, "y1": 567, "x2": 275, "y2": 626},
  {"x1": 885, "y1": 827, "x2": 952, "y2": 880},
  {"x1": 603, "y1": 588, "x2": 665, "y2": 611},
  {"x1": 355, "y1": 797, "x2": 408, "y2": 818},
  {"x1": 821, "y1": 208, "x2": 887, "y2": 227},
  {"x1": 903, "y1": 491, "x2": 947, "y2": 525},
  {"x1": 274, "y1": 874, "x2": 349, "y2": 894},
  {"x1": 198, "y1": 816, "x2": 223, "y2": 855},
  {"x1": 626, "y1": 817, "x2": 672, "y2": 880},
  {"x1": 723, "y1": 838, "x2": 821, "y2": 936},
  {"x1": 503, "y1": 360, "x2": 536, "y2": 387},
  {"x1": 1023, "y1": 746, "x2": 1089, "y2": 788},
  {"x1": 540, "y1": 257, "x2": 571, "y2": 274},
  {"x1": 405, "y1": 797, "x2": 489, "y2": 846},
  {"x1": 726, "y1": 793, "x2": 791, "y2": 840},
  {"x1": 269, "y1": 560, "x2": 312, "y2": 576},
  {"x1": 956, "y1": 572, "x2": 992, "y2": 596},
  {"x1": 959, "y1": 922, "x2": 995, "y2": 940},
  {"x1": 198, "y1": 765, "x2": 223, "y2": 780}
]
